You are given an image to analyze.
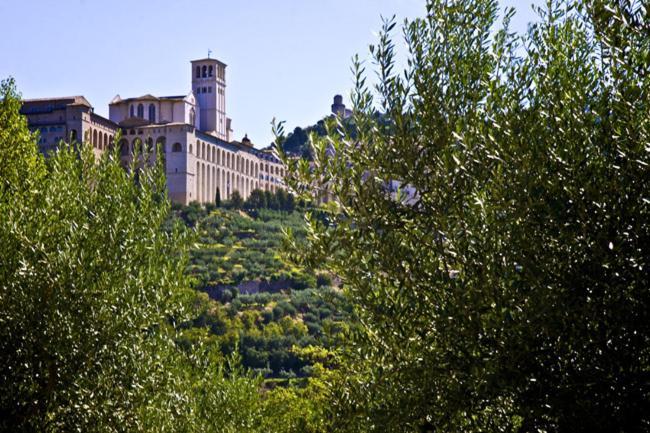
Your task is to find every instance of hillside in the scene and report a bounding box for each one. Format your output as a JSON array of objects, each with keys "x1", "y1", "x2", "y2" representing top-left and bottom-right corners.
[{"x1": 168, "y1": 203, "x2": 355, "y2": 383}]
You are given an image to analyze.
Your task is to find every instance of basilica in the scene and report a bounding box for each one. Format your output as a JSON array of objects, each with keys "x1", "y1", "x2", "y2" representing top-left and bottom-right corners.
[{"x1": 20, "y1": 57, "x2": 286, "y2": 205}]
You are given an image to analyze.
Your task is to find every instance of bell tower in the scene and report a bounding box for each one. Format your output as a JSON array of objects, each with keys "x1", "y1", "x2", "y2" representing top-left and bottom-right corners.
[{"x1": 191, "y1": 57, "x2": 227, "y2": 139}]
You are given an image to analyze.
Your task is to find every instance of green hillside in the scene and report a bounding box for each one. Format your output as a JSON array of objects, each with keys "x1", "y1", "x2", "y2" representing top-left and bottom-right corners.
[{"x1": 169, "y1": 202, "x2": 355, "y2": 383}]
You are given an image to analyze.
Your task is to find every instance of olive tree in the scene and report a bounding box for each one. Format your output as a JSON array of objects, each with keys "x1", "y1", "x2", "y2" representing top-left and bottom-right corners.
[
  {"x1": 0, "y1": 79, "x2": 279, "y2": 433},
  {"x1": 277, "y1": 1, "x2": 649, "y2": 431}
]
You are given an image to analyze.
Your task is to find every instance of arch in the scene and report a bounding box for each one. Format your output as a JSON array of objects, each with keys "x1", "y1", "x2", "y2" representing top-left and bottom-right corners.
[
  {"x1": 208, "y1": 65, "x2": 213, "y2": 77},
  {"x1": 108, "y1": 135, "x2": 114, "y2": 150},
  {"x1": 195, "y1": 66, "x2": 200, "y2": 78},
  {"x1": 119, "y1": 138, "x2": 129, "y2": 156},
  {"x1": 202, "y1": 163, "x2": 206, "y2": 203},
  {"x1": 189, "y1": 143, "x2": 193, "y2": 154},
  {"x1": 145, "y1": 137, "x2": 153, "y2": 153},
  {"x1": 172, "y1": 142, "x2": 182, "y2": 152},
  {"x1": 196, "y1": 161, "x2": 200, "y2": 202},
  {"x1": 148, "y1": 104, "x2": 155, "y2": 122},
  {"x1": 130, "y1": 105, "x2": 135, "y2": 118},
  {"x1": 137, "y1": 103, "x2": 144, "y2": 118},
  {"x1": 69, "y1": 129, "x2": 77, "y2": 142},
  {"x1": 190, "y1": 107, "x2": 196, "y2": 126},
  {"x1": 92, "y1": 129, "x2": 98, "y2": 148},
  {"x1": 217, "y1": 168, "x2": 221, "y2": 197},
  {"x1": 206, "y1": 165, "x2": 211, "y2": 203},
  {"x1": 103, "y1": 133, "x2": 108, "y2": 150},
  {"x1": 202, "y1": 65, "x2": 207, "y2": 78},
  {"x1": 156, "y1": 136, "x2": 166, "y2": 154}
]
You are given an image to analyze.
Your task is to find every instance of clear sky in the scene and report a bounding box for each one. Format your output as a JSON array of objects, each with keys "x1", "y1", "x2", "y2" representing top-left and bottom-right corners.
[{"x1": 0, "y1": 0, "x2": 538, "y2": 147}]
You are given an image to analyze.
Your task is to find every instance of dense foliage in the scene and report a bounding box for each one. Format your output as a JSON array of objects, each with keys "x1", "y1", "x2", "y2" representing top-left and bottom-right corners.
[
  {"x1": 169, "y1": 205, "x2": 353, "y2": 380},
  {"x1": 173, "y1": 205, "x2": 313, "y2": 289},
  {"x1": 279, "y1": 0, "x2": 650, "y2": 432},
  {"x1": 0, "y1": 79, "x2": 331, "y2": 432}
]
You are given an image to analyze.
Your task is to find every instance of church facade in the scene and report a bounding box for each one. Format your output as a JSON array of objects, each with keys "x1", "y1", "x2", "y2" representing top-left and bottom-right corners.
[{"x1": 21, "y1": 57, "x2": 286, "y2": 205}]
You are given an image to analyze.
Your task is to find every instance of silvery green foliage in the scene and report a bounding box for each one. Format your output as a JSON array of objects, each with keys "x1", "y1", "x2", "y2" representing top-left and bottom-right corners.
[
  {"x1": 0, "y1": 80, "x2": 269, "y2": 432},
  {"x1": 277, "y1": 1, "x2": 649, "y2": 431}
]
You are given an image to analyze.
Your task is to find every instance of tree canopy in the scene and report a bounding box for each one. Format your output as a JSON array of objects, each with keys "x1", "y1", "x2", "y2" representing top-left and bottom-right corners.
[
  {"x1": 0, "y1": 79, "x2": 327, "y2": 433},
  {"x1": 278, "y1": 0, "x2": 650, "y2": 431}
]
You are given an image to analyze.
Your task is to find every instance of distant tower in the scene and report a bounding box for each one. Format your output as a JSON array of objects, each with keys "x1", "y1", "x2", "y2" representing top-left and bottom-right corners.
[
  {"x1": 191, "y1": 57, "x2": 227, "y2": 139},
  {"x1": 331, "y1": 94, "x2": 351, "y2": 118}
]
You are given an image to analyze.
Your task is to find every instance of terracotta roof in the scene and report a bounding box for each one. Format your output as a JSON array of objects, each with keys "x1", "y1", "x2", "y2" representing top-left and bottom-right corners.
[
  {"x1": 110, "y1": 94, "x2": 189, "y2": 104},
  {"x1": 22, "y1": 96, "x2": 92, "y2": 108},
  {"x1": 191, "y1": 58, "x2": 227, "y2": 67}
]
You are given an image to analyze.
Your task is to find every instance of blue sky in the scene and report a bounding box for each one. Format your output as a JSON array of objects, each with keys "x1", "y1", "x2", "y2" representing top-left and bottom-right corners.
[{"x1": 0, "y1": 0, "x2": 537, "y2": 147}]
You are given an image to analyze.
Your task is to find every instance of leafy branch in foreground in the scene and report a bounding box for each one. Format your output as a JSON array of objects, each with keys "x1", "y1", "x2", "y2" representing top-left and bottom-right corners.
[
  {"x1": 277, "y1": 0, "x2": 649, "y2": 432},
  {"x1": 0, "y1": 78, "x2": 329, "y2": 433}
]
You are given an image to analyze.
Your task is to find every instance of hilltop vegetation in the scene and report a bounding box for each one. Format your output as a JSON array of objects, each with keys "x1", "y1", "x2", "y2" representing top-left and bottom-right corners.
[{"x1": 169, "y1": 204, "x2": 355, "y2": 381}]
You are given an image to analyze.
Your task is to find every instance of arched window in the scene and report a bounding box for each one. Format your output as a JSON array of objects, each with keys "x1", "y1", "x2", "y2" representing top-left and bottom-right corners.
[
  {"x1": 137, "y1": 103, "x2": 144, "y2": 118},
  {"x1": 172, "y1": 142, "x2": 182, "y2": 152},
  {"x1": 119, "y1": 139, "x2": 129, "y2": 156},
  {"x1": 190, "y1": 107, "x2": 196, "y2": 126},
  {"x1": 148, "y1": 104, "x2": 155, "y2": 122},
  {"x1": 189, "y1": 144, "x2": 193, "y2": 154},
  {"x1": 208, "y1": 65, "x2": 213, "y2": 77},
  {"x1": 146, "y1": 137, "x2": 153, "y2": 153},
  {"x1": 202, "y1": 65, "x2": 207, "y2": 78},
  {"x1": 103, "y1": 133, "x2": 108, "y2": 150},
  {"x1": 70, "y1": 129, "x2": 77, "y2": 142},
  {"x1": 196, "y1": 66, "x2": 200, "y2": 78},
  {"x1": 92, "y1": 129, "x2": 98, "y2": 148},
  {"x1": 129, "y1": 105, "x2": 134, "y2": 118}
]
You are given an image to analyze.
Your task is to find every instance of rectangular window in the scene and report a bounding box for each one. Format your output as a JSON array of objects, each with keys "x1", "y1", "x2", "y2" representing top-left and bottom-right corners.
[{"x1": 208, "y1": 87, "x2": 212, "y2": 93}]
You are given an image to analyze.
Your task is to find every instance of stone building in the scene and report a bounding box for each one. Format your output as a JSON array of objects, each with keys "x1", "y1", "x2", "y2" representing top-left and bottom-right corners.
[
  {"x1": 21, "y1": 57, "x2": 286, "y2": 205},
  {"x1": 20, "y1": 96, "x2": 119, "y2": 160}
]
